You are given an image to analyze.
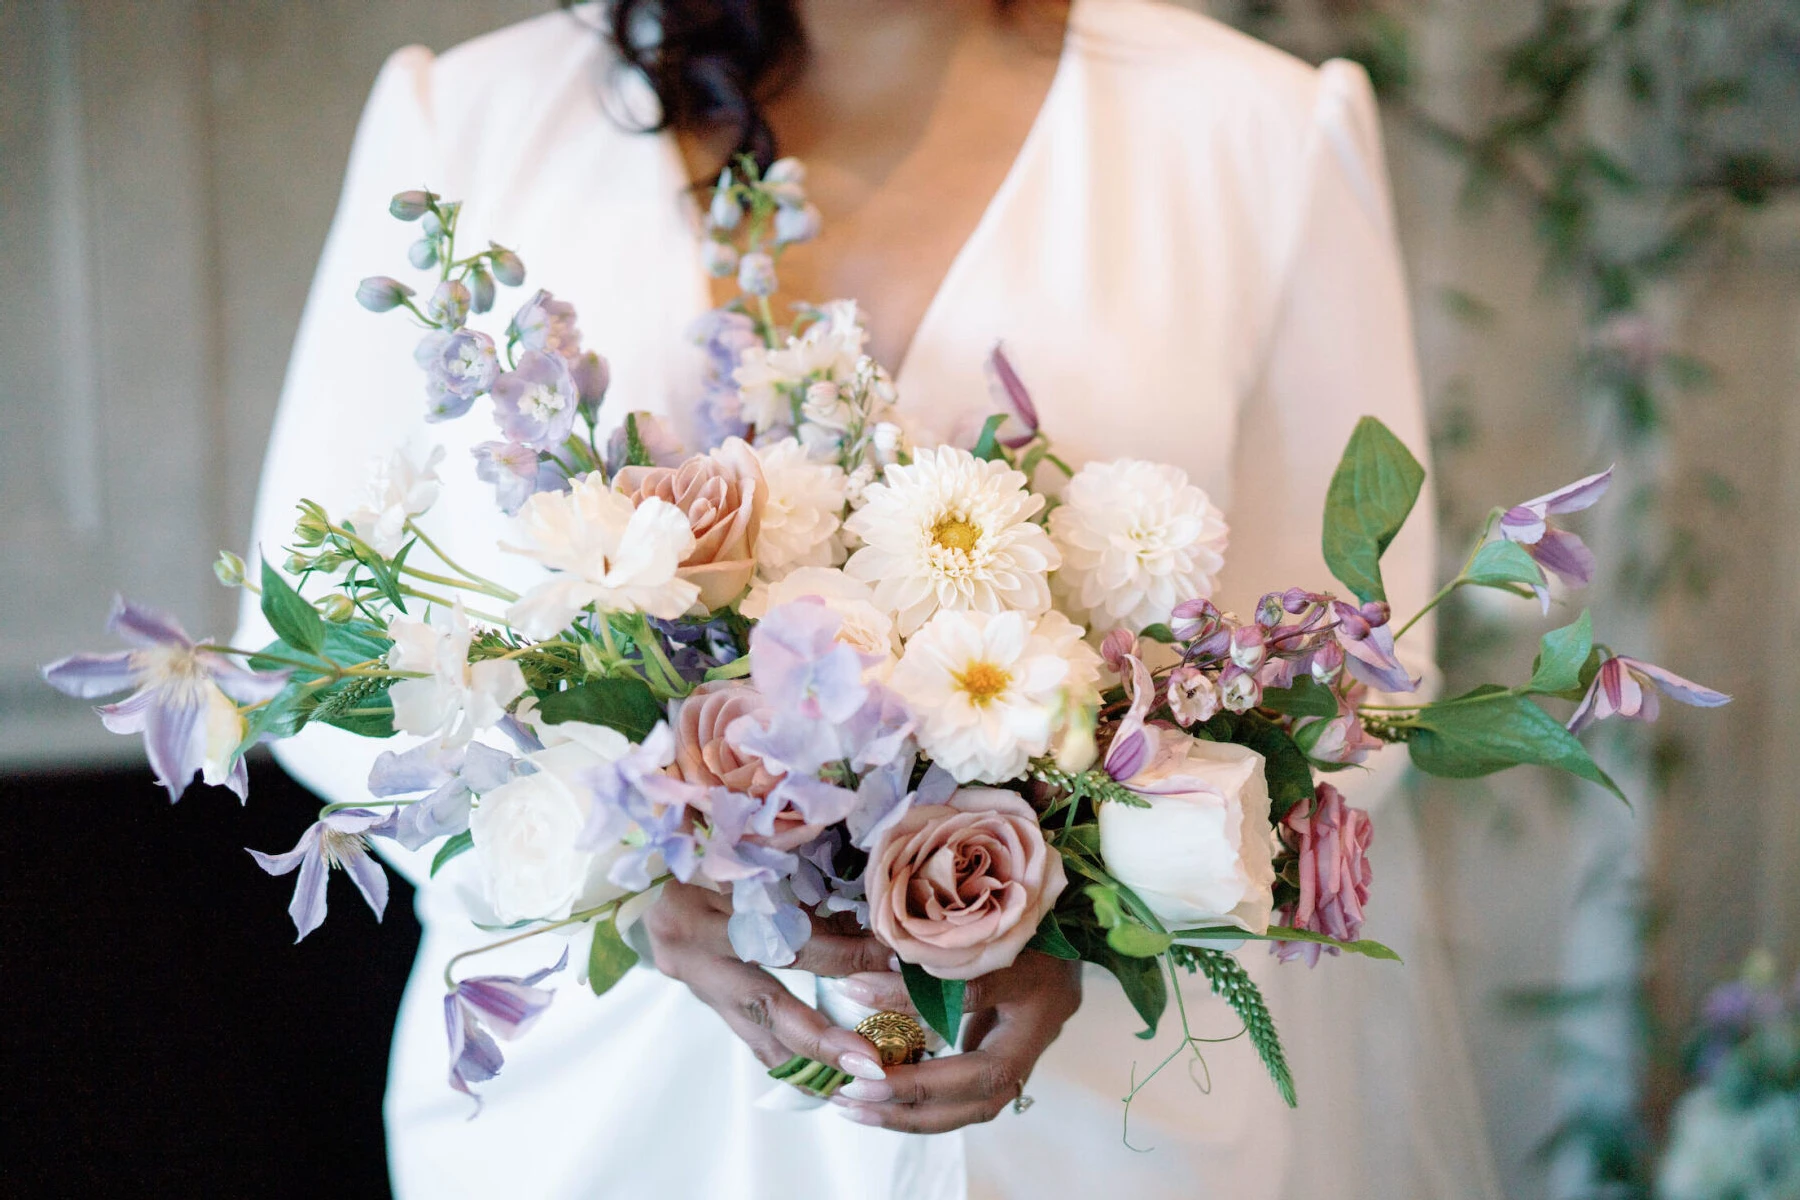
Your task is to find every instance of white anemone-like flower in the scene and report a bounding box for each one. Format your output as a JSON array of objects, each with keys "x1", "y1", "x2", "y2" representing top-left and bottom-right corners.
[
  {"x1": 742, "y1": 566, "x2": 900, "y2": 672},
  {"x1": 388, "y1": 599, "x2": 528, "y2": 745},
  {"x1": 502, "y1": 475, "x2": 699, "y2": 637},
  {"x1": 1048, "y1": 458, "x2": 1229, "y2": 634},
  {"x1": 843, "y1": 446, "x2": 1059, "y2": 636},
  {"x1": 889, "y1": 609, "x2": 1098, "y2": 784},
  {"x1": 345, "y1": 442, "x2": 444, "y2": 557},
  {"x1": 753, "y1": 437, "x2": 847, "y2": 576},
  {"x1": 733, "y1": 300, "x2": 867, "y2": 431}
]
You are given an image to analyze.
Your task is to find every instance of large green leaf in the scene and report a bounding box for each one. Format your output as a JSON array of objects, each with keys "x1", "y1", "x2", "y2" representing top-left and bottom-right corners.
[
  {"x1": 1068, "y1": 923, "x2": 1166, "y2": 1039},
  {"x1": 1172, "y1": 925, "x2": 1403, "y2": 962},
  {"x1": 1320, "y1": 417, "x2": 1426, "y2": 603},
  {"x1": 1465, "y1": 539, "x2": 1545, "y2": 591},
  {"x1": 431, "y1": 829, "x2": 473, "y2": 877},
  {"x1": 1527, "y1": 610, "x2": 1593, "y2": 696},
  {"x1": 1025, "y1": 910, "x2": 1082, "y2": 961},
  {"x1": 1408, "y1": 690, "x2": 1625, "y2": 800},
  {"x1": 260, "y1": 558, "x2": 326, "y2": 657},
  {"x1": 1225, "y1": 713, "x2": 1317, "y2": 822},
  {"x1": 1257, "y1": 676, "x2": 1340, "y2": 719},
  {"x1": 537, "y1": 676, "x2": 664, "y2": 742},
  {"x1": 587, "y1": 915, "x2": 639, "y2": 997},
  {"x1": 969, "y1": 413, "x2": 1010, "y2": 462},
  {"x1": 901, "y1": 961, "x2": 965, "y2": 1046}
]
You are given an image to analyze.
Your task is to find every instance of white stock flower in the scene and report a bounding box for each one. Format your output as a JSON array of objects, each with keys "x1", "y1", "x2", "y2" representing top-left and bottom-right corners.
[
  {"x1": 742, "y1": 566, "x2": 900, "y2": 671},
  {"x1": 843, "y1": 446, "x2": 1059, "y2": 636},
  {"x1": 1097, "y1": 738, "x2": 1276, "y2": 933},
  {"x1": 345, "y1": 443, "x2": 444, "y2": 557},
  {"x1": 889, "y1": 609, "x2": 1095, "y2": 784},
  {"x1": 733, "y1": 300, "x2": 867, "y2": 431},
  {"x1": 388, "y1": 599, "x2": 528, "y2": 745},
  {"x1": 502, "y1": 475, "x2": 699, "y2": 638},
  {"x1": 469, "y1": 731, "x2": 632, "y2": 924},
  {"x1": 1049, "y1": 458, "x2": 1229, "y2": 634},
  {"x1": 753, "y1": 438, "x2": 847, "y2": 576}
]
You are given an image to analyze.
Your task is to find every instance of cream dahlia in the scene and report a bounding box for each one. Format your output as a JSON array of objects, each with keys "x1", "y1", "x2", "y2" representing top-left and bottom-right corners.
[
  {"x1": 843, "y1": 446, "x2": 1059, "y2": 636},
  {"x1": 752, "y1": 437, "x2": 847, "y2": 577},
  {"x1": 1049, "y1": 458, "x2": 1229, "y2": 634},
  {"x1": 889, "y1": 609, "x2": 1097, "y2": 784}
]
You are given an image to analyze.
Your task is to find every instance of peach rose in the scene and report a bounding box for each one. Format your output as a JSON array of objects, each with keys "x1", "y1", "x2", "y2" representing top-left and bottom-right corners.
[
  {"x1": 670, "y1": 681, "x2": 826, "y2": 851},
  {"x1": 867, "y1": 786, "x2": 1067, "y2": 980},
  {"x1": 614, "y1": 437, "x2": 765, "y2": 611}
]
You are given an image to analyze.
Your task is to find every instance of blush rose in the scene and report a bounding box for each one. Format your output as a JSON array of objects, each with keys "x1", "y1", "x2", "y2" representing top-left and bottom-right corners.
[{"x1": 614, "y1": 437, "x2": 766, "y2": 611}]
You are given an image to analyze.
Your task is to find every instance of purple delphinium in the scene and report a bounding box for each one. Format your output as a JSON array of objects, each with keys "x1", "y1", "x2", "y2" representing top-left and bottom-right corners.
[
  {"x1": 248, "y1": 808, "x2": 390, "y2": 941},
  {"x1": 1568, "y1": 654, "x2": 1730, "y2": 734},
  {"x1": 472, "y1": 440, "x2": 566, "y2": 515},
  {"x1": 491, "y1": 350, "x2": 579, "y2": 449},
  {"x1": 569, "y1": 350, "x2": 610, "y2": 422},
  {"x1": 425, "y1": 279, "x2": 471, "y2": 329},
  {"x1": 1498, "y1": 467, "x2": 1613, "y2": 593},
  {"x1": 366, "y1": 739, "x2": 516, "y2": 851},
  {"x1": 509, "y1": 289, "x2": 583, "y2": 363},
  {"x1": 42, "y1": 597, "x2": 288, "y2": 802},
  {"x1": 414, "y1": 328, "x2": 499, "y2": 422},
  {"x1": 445, "y1": 947, "x2": 568, "y2": 1114}
]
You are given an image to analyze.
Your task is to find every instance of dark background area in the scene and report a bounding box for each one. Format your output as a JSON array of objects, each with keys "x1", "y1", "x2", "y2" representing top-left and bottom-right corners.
[{"x1": 3, "y1": 756, "x2": 417, "y2": 1197}]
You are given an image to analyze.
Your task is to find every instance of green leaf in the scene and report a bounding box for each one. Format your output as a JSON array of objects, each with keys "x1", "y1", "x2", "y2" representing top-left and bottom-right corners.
[
  {"x1": 1257, "y1": 676, "x2": 1340, "y2": 719},
  {"x1": 1464, "y1": 539, "x2": 1546, "y2": 591},
  {"x1": 1408, "y1": 691, "x2": 1625, "y2": 800},
  {"x1": 1084, "y1": 883, "x2": 1126, "y2": 930},
  {"x1": 1320, "y1": 417, "x2": 1426, "y2": 603},
  {"x1": 969, "y1": 413, "x2": 1009, "y2": 462},
  {"x1": 702, "y1": 656, "x2": 752, "y2": 683},
  {"x1": 901, "y1": 961, "x2": 964, "y2": 1046},
  {"x1": 1173, "y1": 947, "x2": 1295, "y2": 1106},
  {"x1": 260, "y1": 558, "x2": 326, "y2": 657},
  {"x1": 537, "y1": 676, "x2": 664, "y2": 742},
  {"x1": 1024, "y1": 911, "x2": 1081, "y2": 961},
  {"x1": 1137, "y1": 622, "x2": 1176, "y2": 644},
  {"x1": 1528, "y1": 609, "x2": 1593, "y2": 695},
  {"x1": 1224, "y1": 713, "x2": 1316, "y2": 822},
  {"x1": 431, "y1": 829, "x2": 474, "y2": 877},
  {"x1": 1106, "y1": 922, "x2": 1174, "y2": 958},
  {"x1": 1056, "y1": 823, "x2": 1102, "y2": 859},
  {"x1": 1171, "y1": 925, "x2": 1403, "y2": 962},
  {"x1": 1067, "y1": 922, "x2": 1165, "y2": 1039},
  {"x1": 587, "y1": 915, "x2": 639, "y2": 997}
]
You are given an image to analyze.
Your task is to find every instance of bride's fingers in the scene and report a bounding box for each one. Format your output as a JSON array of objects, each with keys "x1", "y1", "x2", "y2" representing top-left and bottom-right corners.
[
  {"x1": 836, "y1": 968, "x2": 1022, "y2": 1016},
  {"x1": 694, "y1": 957, "x2": 886, "y2": 1076},
  {"x1": 789, "y1": 931, "x2": 898, "y2": 979},
  {"x1": 836, "y1": 1096, "x2": 1002, "y2": 1135}
]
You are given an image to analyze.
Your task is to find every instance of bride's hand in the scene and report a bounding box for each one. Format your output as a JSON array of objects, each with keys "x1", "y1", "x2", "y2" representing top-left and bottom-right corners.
[
  {"x1": 826, "y1": 952, "x2": 1083, "y2": 1132},
  {"x1": 641, "y1": 880, "x2": 896, "y2": 1081}
]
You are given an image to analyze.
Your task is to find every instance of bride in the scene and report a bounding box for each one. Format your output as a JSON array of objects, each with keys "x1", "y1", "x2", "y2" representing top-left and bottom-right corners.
[{"x1": 240, "y1": 0, "x2": 1504, "y2": 1195}]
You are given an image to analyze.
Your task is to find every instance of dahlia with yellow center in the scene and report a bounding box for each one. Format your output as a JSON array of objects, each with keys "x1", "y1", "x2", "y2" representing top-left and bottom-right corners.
[
  {"x1": 843, "y1": 446, "x2": 1059, "y2": 636},
  {"x1": 889, "y1": 608, "x2": 1102, "y2": 784}
]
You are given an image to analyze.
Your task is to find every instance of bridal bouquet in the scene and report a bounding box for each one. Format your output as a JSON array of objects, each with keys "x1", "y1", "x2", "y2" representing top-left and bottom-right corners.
[{"x1": 45, "y1": 160, "x2": 1730, "y2": 1117}]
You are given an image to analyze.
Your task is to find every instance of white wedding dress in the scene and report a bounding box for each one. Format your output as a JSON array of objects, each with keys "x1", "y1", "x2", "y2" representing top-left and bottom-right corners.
[{"x1": 237, "y1": 1, "x2": 1505, "y2": 1196}]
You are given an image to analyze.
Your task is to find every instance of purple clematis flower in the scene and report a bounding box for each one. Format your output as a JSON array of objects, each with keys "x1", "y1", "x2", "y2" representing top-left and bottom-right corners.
[
  {"x1": 491, "y1": 350, "x2": 579, "y2": 450},
  {"x1": 984, "y1": 342, "x2": 1041, "y2": 450},
  {"x1": 367, "y1": 739, "x2": 516, "y2": 851},
  {"x1": 414, "y1": 328, "x2": 499, "y2": 422},
  {"x1": 42, "y1": 597, "x2": 288, "y2": 802},
  {"x1": 1330, "y1": 601, "x2": 1417, "y2": 695},
  {"x1": 1568, "y1": 654, "x2": 1730, "y2": 734},
  {"x1": 445, "y1": 947, "x2": 568, "y2": 1115},
  {"x1": 1498, "y1": 467, "x2": 1613, "y2": 595},
  {"x1": 248, "y1": 808, "x2": 390, "y2": 941}
]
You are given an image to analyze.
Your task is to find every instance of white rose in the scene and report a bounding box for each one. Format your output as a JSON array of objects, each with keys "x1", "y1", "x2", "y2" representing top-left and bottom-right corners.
[
  {"x1": 1097, "y1": 737, "x2": 1276, "y2": 933},
  {"x1": 468, "y1": 733, "x2": 630, "y2": 924}
]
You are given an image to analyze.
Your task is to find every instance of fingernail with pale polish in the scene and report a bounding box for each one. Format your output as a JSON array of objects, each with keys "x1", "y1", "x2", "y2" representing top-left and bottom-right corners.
[
  {"x1": 836, "y1": 1105, "x2": 880, "y2": 1126},
  {"x1": 839, "y1": 1052, "x2": 886, "y2": 1081},
  {"x1": 839, "y1": 1080, "x2": 892, "y2": 1102},
  {"x1": 887, "y1": 954, "x2": 901, "y2": 972},
  {"x1": 840, "y1": 978, "x2": 876, "y2": 1004}
]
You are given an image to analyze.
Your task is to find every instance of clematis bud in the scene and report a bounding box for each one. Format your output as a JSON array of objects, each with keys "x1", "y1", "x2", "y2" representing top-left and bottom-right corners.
[
  {"x1": 213, "y1": 550, "x2": 246, "y2": 588},
  {"x1": 408, "y1": 238, "x2": 438, "y2": 270},
  {"x1": 355, "y1": 276, "x2": 414, "y2": 313},
  {"x1": 702, "y1": 239, "x2": 739, "y2": 278},
  {"x1": 468, "y1": 267, "x2": 496, "y2": 314},
  {"x1": 426, "y1": 280, "x2": 471, "y2": 328},
  {"x1": 488, "y1": 244, "x2": 525, "y2": 287},
  {"x1": 738, "y1": 252, "x2": 777, "y2": 297},
  {"x1": 389, "y1": 189, "x2": 434, "y2": 221}
]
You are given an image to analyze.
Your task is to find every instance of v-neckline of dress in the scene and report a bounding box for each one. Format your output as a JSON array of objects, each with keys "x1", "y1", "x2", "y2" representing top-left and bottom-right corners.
[{"x1": 654, "y1": 0, "x2": 1084, "y2": 397}]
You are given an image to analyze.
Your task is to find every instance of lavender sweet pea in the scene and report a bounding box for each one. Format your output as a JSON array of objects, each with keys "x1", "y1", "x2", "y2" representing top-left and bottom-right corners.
[
  {"x1": 491, "y1": 349, "x2": 578, "y2": 449},
  {"x1": 445, "y1": 948, "x2": 568, "y2": 1114},
  {"x1": 248, "y1": 808, "x2": 390, "y2": 941},
  {"x1": 41, "y1": 597, "x2": 287, "y2": 802},
  {"x1": 1568, "y1": 653, "x2": 1731, "y2": 734},
  {"x1": 1499, "y1": 467, "x2": 1613, "y2": 593}
]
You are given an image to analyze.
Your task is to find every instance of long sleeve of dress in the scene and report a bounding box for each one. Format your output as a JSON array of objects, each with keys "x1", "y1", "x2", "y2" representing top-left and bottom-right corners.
[{"x1": 1227, "y1": 61, "x2": 1504, "y2": 1200}]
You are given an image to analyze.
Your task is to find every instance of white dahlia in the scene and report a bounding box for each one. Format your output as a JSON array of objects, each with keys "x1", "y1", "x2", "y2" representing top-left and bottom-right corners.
[
  {"x1": 890, "y1": 609, "x2": 1096, "y2": 784},
  {"x1": 753, "y1": 437, "x2": 847, "y2": 576},
  {"x1": 843, "y1": 446, "x2": 1059, "y2": 636},
  {"x1": 1049, "y1": 458, "x2": 1229, "y2": 634}
]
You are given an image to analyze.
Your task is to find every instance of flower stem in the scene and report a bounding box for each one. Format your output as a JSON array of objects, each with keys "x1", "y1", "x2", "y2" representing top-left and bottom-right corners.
[
  {"x1": 441, "y1": 874, "x2": 671, "y2": 989},
  {"x1": 1391, "y1": 508, "x2": 1503, "y2": 642},
  {"x1": 404, "y1": 520, "x2": 519, "y2": 600}
]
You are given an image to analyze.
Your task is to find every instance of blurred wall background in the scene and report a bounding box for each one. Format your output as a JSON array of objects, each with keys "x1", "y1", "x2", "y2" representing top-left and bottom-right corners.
[{"x1": 2, "y1": 2, "x2": 1794, "y2": 1197}]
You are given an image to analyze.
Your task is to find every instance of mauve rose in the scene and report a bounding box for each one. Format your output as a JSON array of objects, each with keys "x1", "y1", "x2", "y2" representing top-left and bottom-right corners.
[
  {"x1": 867, "y1": 787, "x2": 1066, "y2": 980},
  {"x1": 615, "y1": 437, "x2": 765, "y2": 611},
  {"x1": 1273, "y1": 782, "x2": 1372, "y2": 966},
  {"x1": 668, "y1": 681, "x2": 822, "y2": 852}
]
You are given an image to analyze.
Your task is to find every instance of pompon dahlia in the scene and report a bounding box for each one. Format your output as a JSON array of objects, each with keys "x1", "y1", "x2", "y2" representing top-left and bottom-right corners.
[
  {"x1": 753, "y1": 437, "x2": 847, "y2": 577},
  {"x1": 843, "y1": 446, "x2": 1059, "y2": 636},
  {"x1": 1048, "y1": 458, "x2": 1228, "y2": 634}
]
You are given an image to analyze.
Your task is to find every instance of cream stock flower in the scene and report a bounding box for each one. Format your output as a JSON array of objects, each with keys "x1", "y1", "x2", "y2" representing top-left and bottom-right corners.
[
  {"x1": 843, "y1": 446, "x2": 1059, "y2": 636},
  {"x1": 1049, "y1": 458, "x2": 1228, "y2": 634}
]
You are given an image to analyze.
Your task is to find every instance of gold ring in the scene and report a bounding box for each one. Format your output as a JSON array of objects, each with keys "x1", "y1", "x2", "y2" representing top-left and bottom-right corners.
[{"x1": 854, "y1": 1011, "x2": 927, "y2": 1066}]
